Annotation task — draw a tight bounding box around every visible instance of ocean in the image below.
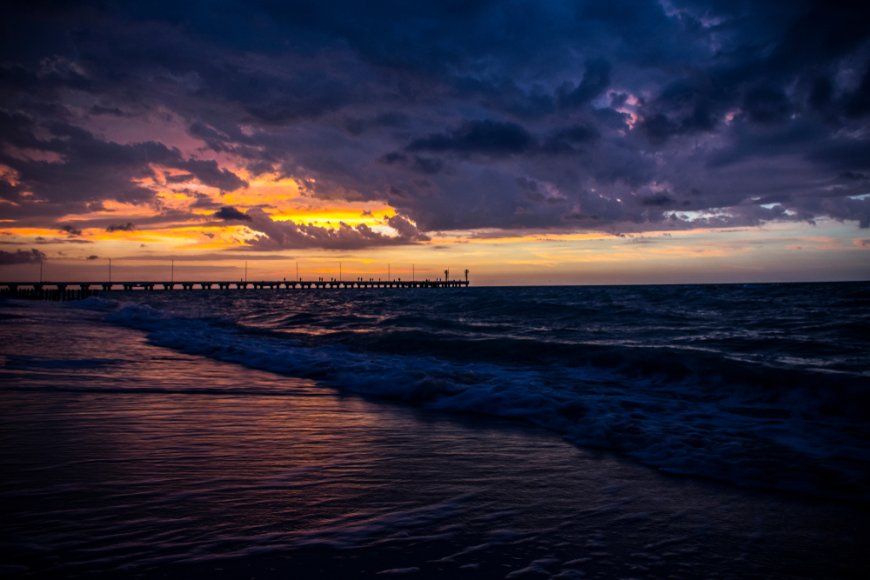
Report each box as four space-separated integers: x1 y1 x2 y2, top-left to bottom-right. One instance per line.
1 282 868 578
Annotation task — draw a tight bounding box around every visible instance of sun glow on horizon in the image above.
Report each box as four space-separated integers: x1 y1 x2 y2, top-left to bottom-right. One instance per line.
1 131 868 285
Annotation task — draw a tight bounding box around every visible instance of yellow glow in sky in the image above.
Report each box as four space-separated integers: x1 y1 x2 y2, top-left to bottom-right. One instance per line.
1 162 868 284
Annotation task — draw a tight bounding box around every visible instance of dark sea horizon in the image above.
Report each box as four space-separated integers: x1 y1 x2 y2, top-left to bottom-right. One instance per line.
1 281 868 578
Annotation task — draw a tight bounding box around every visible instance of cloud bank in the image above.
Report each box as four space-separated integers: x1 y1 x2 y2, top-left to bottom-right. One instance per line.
0 0 868 247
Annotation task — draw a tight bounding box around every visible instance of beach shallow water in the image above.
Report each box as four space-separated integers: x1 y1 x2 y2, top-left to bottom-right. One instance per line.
1 288 869 578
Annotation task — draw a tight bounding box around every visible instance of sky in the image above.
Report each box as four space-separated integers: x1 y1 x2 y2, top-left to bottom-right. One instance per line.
0 0 868 285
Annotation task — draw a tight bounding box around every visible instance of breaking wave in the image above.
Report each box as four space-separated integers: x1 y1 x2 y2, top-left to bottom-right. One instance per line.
84 283 870 501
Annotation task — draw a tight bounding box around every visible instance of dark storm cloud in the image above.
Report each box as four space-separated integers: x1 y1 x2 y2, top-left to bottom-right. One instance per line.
742 86 792 124
0 249 45 265
106 222 135 233
59 225 83 237
404 120 601 158
1 0 869 242
407 120 535 156
639 194 676 207
844 64 870 118
342 112 409 136
541 124 601 153
175 159 247 192
380 152 444 175
557 59 612 108
386 214 431 242
214 206 252 222
808 140 870 171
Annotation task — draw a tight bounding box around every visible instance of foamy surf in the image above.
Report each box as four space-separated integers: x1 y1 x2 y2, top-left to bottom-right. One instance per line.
78 284 870 501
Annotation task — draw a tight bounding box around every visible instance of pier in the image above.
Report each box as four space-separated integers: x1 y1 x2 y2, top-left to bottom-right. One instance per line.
0 278 470 300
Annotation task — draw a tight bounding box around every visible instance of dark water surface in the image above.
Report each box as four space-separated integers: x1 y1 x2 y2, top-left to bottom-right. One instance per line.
1 283 868 577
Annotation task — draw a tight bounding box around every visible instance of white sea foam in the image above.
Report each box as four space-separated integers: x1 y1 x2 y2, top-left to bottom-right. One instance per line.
94 298 870 500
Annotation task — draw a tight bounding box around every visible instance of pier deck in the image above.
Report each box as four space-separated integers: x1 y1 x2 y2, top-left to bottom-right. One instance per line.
0 279 470 298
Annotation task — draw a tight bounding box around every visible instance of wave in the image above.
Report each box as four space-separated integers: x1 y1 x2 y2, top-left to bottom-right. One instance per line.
90 300 870 501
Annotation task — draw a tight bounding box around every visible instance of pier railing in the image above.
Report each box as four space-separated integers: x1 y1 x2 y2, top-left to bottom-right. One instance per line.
0 279 470 299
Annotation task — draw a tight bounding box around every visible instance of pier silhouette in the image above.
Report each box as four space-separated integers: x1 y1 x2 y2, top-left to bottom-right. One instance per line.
0 275 470 299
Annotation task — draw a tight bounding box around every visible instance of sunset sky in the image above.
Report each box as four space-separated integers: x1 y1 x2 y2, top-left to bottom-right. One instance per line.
1 1 868 285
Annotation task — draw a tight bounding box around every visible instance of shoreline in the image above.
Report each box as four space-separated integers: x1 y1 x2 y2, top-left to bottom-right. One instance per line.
1 300 869 578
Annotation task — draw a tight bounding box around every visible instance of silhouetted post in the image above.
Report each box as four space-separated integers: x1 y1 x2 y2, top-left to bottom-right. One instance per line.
444 268 449 282
170 259 174 284
108 258 112 284
465 269 469 284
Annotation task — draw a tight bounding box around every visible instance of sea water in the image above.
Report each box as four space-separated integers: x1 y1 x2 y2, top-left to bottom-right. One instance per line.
1 283 868 577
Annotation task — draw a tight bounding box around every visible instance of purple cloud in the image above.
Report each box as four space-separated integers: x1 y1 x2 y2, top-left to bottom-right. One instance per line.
0 0 867 246
0 249 46 265
244 208 427 250
214 206 252 222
